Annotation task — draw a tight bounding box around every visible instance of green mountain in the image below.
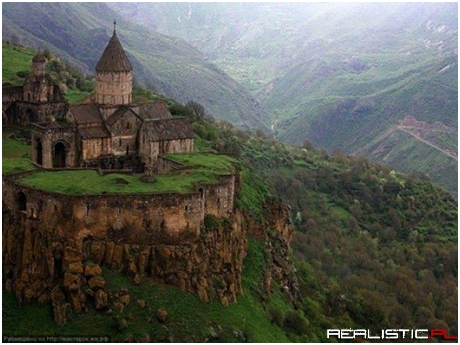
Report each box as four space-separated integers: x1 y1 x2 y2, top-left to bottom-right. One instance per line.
2 2 269 131
108 2 458 195
2 44 457 341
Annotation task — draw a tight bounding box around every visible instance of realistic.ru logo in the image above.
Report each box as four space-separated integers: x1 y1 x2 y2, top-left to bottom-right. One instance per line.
326 329 457 340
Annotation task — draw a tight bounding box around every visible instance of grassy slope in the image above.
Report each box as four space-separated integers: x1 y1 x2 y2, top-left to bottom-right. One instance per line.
356 128 458 196
1 42 35 86
18 170 220 196
2 131 35 174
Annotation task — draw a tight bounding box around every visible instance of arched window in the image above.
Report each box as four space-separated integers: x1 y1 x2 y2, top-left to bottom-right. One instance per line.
35 137 43 165
53 142 66 168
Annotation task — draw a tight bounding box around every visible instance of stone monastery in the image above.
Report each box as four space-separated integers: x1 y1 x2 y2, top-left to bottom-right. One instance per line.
3 24 194 172
2 24 296 314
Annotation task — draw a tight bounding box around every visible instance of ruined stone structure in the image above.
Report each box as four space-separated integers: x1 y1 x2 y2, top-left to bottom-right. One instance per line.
2 53 68 128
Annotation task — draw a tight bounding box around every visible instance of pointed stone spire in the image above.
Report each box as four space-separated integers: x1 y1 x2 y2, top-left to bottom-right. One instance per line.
95 23 133 107
95 23 132 73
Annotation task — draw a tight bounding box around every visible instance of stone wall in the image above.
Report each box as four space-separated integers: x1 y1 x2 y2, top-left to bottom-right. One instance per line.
203 175 237 219
139 137 194 168
5 101 68 129
2 86 23 103
81 137 112 161
32 124 77 168
2 170 248 316
156 156 185 173
2 170 238 243
96 71 132 106
107 112 142 157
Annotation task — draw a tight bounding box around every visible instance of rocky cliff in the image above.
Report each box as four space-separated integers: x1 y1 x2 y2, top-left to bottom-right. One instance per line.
3 183 297 324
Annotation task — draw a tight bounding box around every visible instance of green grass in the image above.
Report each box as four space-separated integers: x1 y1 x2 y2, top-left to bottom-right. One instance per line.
2 131 237 195
164 152 239 174
2 237 292 342
63 88 90 105
2 133 36 174
2 41 35 86
18 170 220 195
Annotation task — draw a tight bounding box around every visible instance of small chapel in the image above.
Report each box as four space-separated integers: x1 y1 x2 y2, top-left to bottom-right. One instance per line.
5 23 194 172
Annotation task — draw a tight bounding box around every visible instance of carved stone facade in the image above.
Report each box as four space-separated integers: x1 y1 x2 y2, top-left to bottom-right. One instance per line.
2 52 68 128
31 123 77 168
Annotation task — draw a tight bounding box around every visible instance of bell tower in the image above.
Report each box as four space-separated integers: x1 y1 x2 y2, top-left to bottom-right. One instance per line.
95 21 133 112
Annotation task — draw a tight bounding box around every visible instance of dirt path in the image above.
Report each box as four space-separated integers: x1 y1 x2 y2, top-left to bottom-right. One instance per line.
397 126 458 160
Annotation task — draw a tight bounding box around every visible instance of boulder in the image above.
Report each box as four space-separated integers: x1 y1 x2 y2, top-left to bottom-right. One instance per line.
95 290 108 310
156 309 168 323
84 263 102 277
88 276 105 290
63 272 80 287
119 293 131 306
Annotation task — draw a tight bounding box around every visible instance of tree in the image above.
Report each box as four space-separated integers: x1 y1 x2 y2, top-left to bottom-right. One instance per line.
185 100 206 122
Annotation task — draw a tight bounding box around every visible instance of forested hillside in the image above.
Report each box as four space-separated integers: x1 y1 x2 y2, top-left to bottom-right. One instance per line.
109 2 458 195
179 102 458 339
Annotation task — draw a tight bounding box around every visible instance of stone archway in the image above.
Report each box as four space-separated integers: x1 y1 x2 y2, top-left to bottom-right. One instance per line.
35 137 43 166
53 141 67 168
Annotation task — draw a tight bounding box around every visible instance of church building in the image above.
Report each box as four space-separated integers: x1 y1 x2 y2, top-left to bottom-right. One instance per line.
12 24 194 171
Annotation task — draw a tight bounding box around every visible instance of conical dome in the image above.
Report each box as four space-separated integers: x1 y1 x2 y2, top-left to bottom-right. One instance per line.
95 32 132 73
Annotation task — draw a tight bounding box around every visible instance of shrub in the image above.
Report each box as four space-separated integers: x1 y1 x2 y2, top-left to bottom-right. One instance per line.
267 305 284 327
16 71 29 78
204 215 220 230
283 311 309 335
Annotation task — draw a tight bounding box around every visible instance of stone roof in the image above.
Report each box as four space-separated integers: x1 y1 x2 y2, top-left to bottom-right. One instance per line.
106 105 138 126
137 101 173 121
68 104 103 124
78 126 111 139
95 32 132 73
142 118 193 141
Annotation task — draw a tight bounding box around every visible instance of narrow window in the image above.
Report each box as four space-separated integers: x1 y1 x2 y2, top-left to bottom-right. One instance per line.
18 192 27 211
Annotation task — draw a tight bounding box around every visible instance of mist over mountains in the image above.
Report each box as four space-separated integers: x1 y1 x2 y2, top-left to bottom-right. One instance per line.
2 2 458 194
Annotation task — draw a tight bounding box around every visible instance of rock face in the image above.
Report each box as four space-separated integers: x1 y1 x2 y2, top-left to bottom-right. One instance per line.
3 174 297 320
2 206 249 313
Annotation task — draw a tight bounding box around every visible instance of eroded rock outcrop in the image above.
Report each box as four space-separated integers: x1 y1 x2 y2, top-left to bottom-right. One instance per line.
2 179 297 321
